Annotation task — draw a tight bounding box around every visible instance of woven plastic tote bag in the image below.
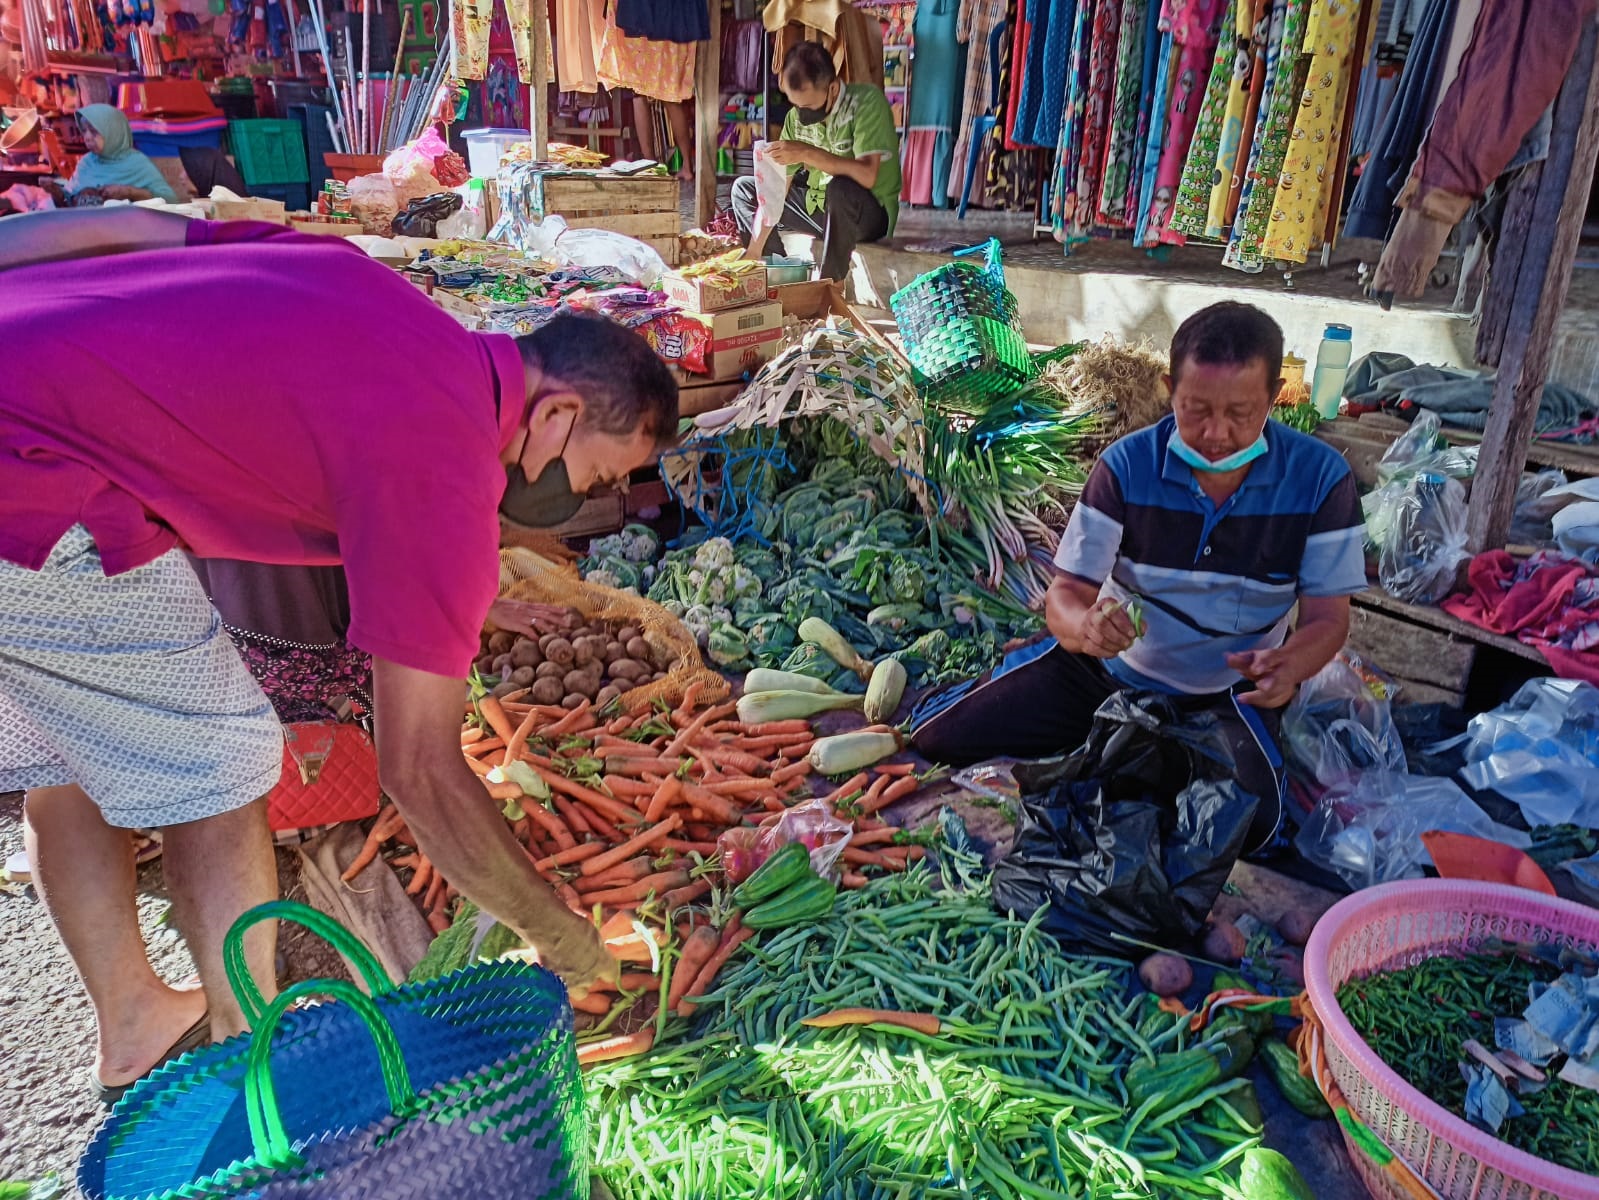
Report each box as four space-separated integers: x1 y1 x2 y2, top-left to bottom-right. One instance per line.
78 901 589 1200
889 238 1036 418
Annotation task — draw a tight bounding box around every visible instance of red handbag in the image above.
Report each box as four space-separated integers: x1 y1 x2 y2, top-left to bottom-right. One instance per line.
265 721 381 832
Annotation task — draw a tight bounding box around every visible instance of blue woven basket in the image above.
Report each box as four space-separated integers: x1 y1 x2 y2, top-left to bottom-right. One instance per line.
78 901 588 1200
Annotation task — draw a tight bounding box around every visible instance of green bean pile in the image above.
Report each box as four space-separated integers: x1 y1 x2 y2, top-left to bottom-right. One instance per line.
1337 952 1599 1175
585 867 1263 1198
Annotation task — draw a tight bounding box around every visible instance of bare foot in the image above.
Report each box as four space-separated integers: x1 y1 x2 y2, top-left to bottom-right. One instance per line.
94 982 209 1087
676 168 694 184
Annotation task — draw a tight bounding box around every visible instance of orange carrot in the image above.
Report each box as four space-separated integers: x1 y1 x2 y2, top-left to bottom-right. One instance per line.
463 737 507 759
734 733 813 752
463 754 496 778
423 868 446 912
677 919 755 1016
677 784 745 825
667 926 720 1013
500 705 545 767
855 776 890 812
584 856 657 889
842 847 903 868
577 1028 655 1065
822 773 870 805
673 681 704 722
484 780 525 802
601 775 657 799
525 802 577 851
661 838 721 855
579 814 683 877
425 907 450 934
340 838 383 883
702 747 770 775
643 775 682 825
698 777 771 797
543 701 594 737
660 877 713 910
525 760 646 828
580 869 690 906
840 871 870 889
534 841 607 872
770 759 813 785
664 702 735 758
737 719 812 736
801 1007 941 1035
571 990 612 1015
404 858 433 895
477 696 519 746
461 726 485 745
556 882 584 911
849 827 902 846
873 762 918 777
859 774 920 816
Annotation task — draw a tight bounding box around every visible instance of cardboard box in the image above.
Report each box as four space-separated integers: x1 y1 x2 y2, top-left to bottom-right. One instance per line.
660 265 769 313
674 300 785 382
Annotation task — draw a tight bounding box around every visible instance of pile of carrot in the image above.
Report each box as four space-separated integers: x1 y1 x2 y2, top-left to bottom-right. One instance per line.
344 680 932 1064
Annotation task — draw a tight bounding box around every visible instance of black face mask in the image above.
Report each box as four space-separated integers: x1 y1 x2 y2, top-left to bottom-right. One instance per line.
499 413 584 529
794 84 836 126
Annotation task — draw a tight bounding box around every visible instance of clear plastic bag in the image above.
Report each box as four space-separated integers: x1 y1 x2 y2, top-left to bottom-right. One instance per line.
950 760 1024 807
1449 678 1599 827
1509 469 1570 546
716 796 852 883
1363 412 1472 603
751 140 790 229
512 213 668 285
1295 770 1530 892
1281 653 1406 790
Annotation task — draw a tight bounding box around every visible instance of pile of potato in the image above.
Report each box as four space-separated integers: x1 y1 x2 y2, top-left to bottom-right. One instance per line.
477 620 671 708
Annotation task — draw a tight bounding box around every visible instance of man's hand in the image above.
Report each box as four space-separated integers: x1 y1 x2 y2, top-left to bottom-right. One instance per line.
505 913 621 999
1077 597 1138 658
485 597 569 640
763 140 811 168
1225 648 1297 708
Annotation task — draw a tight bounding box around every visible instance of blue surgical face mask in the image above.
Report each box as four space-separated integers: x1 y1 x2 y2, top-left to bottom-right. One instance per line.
1169 427 1269 474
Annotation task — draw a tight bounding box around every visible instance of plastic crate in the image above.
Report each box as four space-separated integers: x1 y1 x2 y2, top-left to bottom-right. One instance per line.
247 181 311 210
130 125 225 158
117 79 219 118
461 127 530 178
228 119 309 186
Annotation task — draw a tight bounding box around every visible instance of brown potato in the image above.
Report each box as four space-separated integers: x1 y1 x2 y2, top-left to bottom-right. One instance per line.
617 626 641 644
1277 910 1317 947
487 631 515 655
509 639 542 669
561 608 584 630
490 680 520 698
491 653 514 676
595 684 622 709
535 661 565 682
604 640 628 664
1137 953 1193 998
474 655 496 676
625 636 651 662
561 693 587 709
510 665 537 687
530 677 565 706
543 637 575 667
1202 920 1248 966
607 659 648 682
563 669 600 699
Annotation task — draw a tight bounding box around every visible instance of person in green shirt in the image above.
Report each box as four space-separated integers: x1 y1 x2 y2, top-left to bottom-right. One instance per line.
731 41 901 281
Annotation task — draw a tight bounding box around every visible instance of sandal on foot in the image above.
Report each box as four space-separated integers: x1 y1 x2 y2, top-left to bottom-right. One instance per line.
90 1014 211 1107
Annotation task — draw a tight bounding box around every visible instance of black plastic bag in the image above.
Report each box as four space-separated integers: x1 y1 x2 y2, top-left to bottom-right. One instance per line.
393 191 463 238
991 691 1260 955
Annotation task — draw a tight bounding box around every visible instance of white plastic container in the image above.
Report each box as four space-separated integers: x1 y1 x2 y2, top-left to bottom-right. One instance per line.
461 128 531 178
1310 323 1353 420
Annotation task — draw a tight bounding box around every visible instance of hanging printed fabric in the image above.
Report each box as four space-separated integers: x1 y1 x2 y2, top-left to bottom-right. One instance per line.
452 0 494 79
947 0 1007 204
1049 0 1096 240
983 0 1043 211
1096 0 1152 225
1138 0 1229 245
1013 0 1076 148
1066 0 1123 237
1131 27 1177 243
1166 0 1237 239
1259 0 1365 263
1213 0 1271 235
1122 0 1167 228
1224 0 1310 272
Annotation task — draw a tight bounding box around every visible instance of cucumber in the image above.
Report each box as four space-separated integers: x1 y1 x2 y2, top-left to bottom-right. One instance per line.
732 841 814 908
1238 1148 1315 1200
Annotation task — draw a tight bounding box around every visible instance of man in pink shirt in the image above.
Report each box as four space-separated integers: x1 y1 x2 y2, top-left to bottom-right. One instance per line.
0 207 677 1097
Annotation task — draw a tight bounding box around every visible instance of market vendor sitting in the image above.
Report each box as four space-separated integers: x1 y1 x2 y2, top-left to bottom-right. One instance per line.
731 41 901 283
66 105 181 204
911 302 1368 856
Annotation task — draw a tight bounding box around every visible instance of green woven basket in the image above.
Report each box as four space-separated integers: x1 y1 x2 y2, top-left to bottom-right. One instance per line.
890 239 1035 417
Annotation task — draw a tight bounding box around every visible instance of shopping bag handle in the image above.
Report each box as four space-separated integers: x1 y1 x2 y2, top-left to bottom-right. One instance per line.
952 236 1004 278
245 978 417 1167
224 899 397 1027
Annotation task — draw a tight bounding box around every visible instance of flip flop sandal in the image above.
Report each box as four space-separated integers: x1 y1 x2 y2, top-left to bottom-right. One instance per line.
89 1013 211 1107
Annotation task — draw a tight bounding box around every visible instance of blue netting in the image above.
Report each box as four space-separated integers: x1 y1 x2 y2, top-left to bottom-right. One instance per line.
658 427 790 545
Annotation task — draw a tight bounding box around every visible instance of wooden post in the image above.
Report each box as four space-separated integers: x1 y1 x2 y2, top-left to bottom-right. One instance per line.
1464 16 1599 554
530 0 549 155
694 0 722 229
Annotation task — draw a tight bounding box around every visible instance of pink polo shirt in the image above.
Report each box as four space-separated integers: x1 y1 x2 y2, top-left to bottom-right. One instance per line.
0 220 527 677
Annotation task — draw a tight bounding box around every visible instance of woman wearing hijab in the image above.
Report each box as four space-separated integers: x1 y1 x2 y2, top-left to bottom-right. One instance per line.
68 105 181 204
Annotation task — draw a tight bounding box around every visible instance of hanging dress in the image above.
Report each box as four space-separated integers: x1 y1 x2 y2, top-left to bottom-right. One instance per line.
1260 0 1367 263
555 0 606 93
1003 3 1033 148
1167 0 1237 239
1068 0 1123 236
947 0 1008 201
1213 0 1271 234
1013 0 1075 147
1049 0 1095 238
902 0 964 206
983 0 1043 209
1131 25 1178 242
597 1 695 101
1096 0 1151 224
1223 0 1309 271
1136 0 1228 244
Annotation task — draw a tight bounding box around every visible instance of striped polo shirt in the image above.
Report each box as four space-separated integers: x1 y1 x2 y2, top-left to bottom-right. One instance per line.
1055 414 1367 695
